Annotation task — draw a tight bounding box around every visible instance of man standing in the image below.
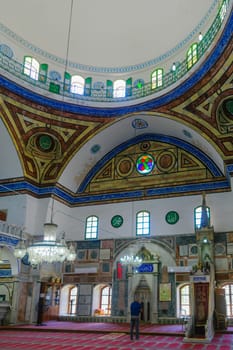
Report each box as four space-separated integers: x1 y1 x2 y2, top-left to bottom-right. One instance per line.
130 296 142 340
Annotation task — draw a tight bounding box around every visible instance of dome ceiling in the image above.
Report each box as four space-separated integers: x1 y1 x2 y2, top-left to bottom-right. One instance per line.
0 0 215 68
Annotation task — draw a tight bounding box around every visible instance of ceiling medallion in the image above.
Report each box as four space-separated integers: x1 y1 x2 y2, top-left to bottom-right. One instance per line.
132 119 148 129
37 134 54 152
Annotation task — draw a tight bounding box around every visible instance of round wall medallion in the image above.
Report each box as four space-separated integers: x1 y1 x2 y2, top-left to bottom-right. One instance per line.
165 211 179 225
156 151 176 172
190 245 198 255
116 157 134 177
111 215 123 228
140 141 151 152
91 144 101 154
214 243 226 255
37 134 54 151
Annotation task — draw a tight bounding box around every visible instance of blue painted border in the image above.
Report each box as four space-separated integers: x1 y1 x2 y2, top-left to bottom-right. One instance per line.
0 141 230 205
0 179 230 205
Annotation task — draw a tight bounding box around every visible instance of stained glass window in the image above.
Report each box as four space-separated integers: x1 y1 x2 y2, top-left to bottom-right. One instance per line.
187 43 198 70
152 68 163 89
136 154 154 175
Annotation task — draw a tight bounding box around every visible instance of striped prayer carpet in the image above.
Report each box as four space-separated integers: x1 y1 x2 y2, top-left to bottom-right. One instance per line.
0 330 232 349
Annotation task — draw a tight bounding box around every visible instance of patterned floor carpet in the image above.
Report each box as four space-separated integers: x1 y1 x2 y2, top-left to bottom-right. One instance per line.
4 321 185 335
1 321 233 349
0 330 232 350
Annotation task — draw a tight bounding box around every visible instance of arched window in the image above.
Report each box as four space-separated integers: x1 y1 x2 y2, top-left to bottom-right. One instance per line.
136 211 150 236
23 56 39 80
223 283 233 317
186 43 198 70
151 68 163 89
100 285 112 315
68 286 78 314
113 80 126 98
85 215 98 239
179 284 191 317
194 206 210 230
70 75 85 95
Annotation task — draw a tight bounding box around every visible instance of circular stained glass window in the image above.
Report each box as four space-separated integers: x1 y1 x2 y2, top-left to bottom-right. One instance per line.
136 154 154 174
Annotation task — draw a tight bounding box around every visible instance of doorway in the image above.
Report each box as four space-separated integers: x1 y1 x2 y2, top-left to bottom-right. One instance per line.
135 279 151 322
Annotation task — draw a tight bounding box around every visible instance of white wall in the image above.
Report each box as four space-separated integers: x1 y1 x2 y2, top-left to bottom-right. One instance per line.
0 179 232 241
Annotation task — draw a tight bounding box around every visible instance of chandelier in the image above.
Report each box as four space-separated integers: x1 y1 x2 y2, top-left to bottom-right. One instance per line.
14 223 76 265
120 255 142 267
14 230 27 259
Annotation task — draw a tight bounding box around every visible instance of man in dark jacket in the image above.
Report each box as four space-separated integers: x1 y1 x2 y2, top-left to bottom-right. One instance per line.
130 296 142 340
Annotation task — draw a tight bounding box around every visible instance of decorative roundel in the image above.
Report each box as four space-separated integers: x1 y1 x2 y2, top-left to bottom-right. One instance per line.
214 243 226 255
132 119 148 129
0 44 13 58
156 151 176 172
136 154 154 174
165 211 179 225
140 141 151 152
49 70 62 81
111 215 124 228
116 157 134 177
134 79 144 89
37 134 54 152
190 245 198 255
91 144 101 154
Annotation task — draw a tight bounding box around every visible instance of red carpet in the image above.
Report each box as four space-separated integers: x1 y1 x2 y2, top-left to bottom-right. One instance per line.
0 330 232 349
0 321 186 335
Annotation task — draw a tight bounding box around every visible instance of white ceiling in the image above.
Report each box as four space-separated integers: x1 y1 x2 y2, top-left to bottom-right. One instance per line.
0 0 215 68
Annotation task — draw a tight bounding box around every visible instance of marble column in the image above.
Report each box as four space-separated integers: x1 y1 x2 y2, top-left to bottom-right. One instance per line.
151 257 160 324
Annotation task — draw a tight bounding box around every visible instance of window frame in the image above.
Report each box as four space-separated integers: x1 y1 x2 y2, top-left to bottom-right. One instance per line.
70 75 85 95
85 215 98 240
194 205 210 230
136 210 150 236
113 80 126 98
186 43 198 70
23 56 39 80
178 283 191 318
68 286 78 315
100 285 112 315
223 283 233 317
151 68 163 89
